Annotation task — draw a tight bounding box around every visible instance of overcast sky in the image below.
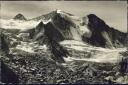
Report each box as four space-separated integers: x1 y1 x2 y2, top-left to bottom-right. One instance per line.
0 1 127 32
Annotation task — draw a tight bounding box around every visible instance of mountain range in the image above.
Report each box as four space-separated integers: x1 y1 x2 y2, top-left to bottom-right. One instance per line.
0 9 128 84
14 10 127 48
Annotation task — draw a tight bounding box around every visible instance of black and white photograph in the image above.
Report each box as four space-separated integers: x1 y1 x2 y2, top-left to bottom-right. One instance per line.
0 0 128 84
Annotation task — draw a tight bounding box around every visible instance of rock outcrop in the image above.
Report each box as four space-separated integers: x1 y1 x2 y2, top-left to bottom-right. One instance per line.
0 32 9 54
120 51 128 73
46 38 69 63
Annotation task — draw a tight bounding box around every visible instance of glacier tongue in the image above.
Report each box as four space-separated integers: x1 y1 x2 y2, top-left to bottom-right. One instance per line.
60 40 127 63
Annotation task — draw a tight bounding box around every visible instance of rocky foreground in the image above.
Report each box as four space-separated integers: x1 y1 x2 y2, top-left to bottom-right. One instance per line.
0 30 128 84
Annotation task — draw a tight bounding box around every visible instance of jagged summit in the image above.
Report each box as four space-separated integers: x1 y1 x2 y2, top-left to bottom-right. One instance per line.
56 9 63 14
30 9 75 21
13 13 27 20
30 10 57 21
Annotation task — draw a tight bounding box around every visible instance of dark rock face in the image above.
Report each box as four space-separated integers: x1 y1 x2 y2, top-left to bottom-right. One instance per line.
120 51 128 73
46 38 69 63
51 13 78 40
33 21 64 42
35 22 44 36
31 21 70 63
82 14 127 48
120 57 128 73
33 25 69 63
44 22 65 42
1 60 19 83
0 32 9 54
32 21 45 40
124 34 128 47
13 13 27 20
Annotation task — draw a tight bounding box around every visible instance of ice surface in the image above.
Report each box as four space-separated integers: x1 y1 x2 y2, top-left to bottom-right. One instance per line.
60 40 127 63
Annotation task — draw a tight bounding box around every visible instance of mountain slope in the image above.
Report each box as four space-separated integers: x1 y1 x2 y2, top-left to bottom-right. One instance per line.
31 10 82 42
81 14 127 48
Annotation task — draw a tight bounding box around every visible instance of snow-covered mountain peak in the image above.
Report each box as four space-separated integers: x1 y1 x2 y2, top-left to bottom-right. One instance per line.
56 9 63 14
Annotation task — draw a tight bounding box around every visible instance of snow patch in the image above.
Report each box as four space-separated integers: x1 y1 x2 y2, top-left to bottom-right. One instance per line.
15 41 48 53
60 40 86 46
16 42 35 53
63 56 74 62
70 16 80 21
57 9 63 14
56 9 80 21
79 25 92 37
43 19 52 24
16 45 34 53
70 26 82 41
